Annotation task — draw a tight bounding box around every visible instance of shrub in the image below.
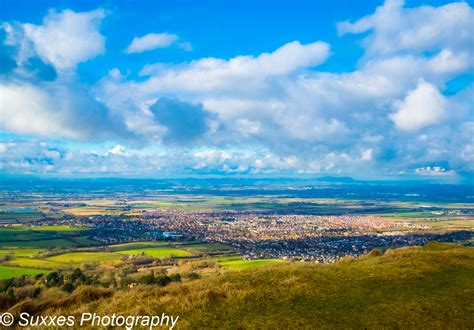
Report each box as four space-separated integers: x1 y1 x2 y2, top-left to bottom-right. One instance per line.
62 283 75 293
185 272 201 280
367 248 383 257
13 286 39 300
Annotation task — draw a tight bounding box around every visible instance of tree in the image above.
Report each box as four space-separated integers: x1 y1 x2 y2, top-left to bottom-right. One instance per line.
62 283 75 293
46 272 63 287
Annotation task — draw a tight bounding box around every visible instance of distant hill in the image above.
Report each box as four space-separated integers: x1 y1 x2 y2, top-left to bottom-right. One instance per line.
10 243 473 329
313 176 357 183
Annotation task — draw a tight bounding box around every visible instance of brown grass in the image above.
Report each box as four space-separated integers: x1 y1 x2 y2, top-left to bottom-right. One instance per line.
7 243 474 329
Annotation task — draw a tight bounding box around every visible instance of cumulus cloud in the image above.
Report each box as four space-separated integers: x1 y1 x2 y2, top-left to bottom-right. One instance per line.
390 80 447 132
0 141 64 173
0 82 66 138
337 0 474 59
4 9 107 71
360 148 373 161
95 0 473 175
1 1 473 178
149 98 216 144
133 40 330 92
97 40 332 147
0 80 129 140
106 145 129 156
0 141 295 176
0 9 135 142
125 32 190 53
415 166 457 176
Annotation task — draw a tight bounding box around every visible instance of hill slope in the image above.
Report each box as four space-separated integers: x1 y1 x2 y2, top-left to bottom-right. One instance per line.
11 243 474 329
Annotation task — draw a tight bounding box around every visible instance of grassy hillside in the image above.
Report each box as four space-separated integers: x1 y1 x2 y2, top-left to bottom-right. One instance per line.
9 243 474 329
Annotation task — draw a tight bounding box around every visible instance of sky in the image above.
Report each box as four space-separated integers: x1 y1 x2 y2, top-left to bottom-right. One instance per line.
0 0 473 180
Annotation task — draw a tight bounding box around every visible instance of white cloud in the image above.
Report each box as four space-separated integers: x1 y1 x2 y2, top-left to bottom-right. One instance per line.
0 82 78 138
1 1 473 177
429 49 471 74
0 9 136 142
21 9 106 71
0 81 128 140
96 6 473 173
337 0 474 59
415 166 456 176
235 119 261 136
390 80 447 132
97 39 333 148
361 148 373 161
132 40 330 93
125 33 190 53
107 145 129 156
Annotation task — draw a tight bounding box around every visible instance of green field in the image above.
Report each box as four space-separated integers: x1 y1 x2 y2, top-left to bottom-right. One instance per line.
0 249 44 257
117 247 193 258
0 266 47 279
0 241 226 276
0 228 55 242
69 235 97 246
45 252 123 265
214 255 243 262
108 242 170 251
0 212 44 223
5 258 65 269
183 243 233 252
29 225 88 232
1 239 77 248
219 259 283 270
0 226 91 248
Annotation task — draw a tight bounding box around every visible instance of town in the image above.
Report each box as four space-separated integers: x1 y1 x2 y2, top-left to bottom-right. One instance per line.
42 208 472 263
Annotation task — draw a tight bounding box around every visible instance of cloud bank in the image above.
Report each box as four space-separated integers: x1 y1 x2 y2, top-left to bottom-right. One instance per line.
0 1 473 178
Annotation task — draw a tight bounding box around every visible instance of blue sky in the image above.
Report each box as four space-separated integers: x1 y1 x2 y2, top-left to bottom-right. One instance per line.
0 0 473 179
1 0 378 79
